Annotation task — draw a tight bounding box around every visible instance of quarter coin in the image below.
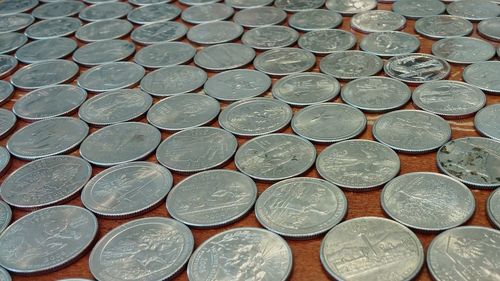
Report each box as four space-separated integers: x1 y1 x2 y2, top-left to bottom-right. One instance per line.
140 65 207 97
0 13 34 34
194 43 255 71
75 19 133 42
233 6 287 28
129 0 173 5
73 39 135 66
0 109 15 139
392 0 446 19
242 25 299 50
254 48 316 76
135 42 195 68
203 69 271 101
225 0 274 9
11 59 79 90
478 17 500 41
415 15 473 39
32 1 86 19
320 51 383 79
446 0 500 21
0 200 11 234
274 0 325 12
79 2 132 21
462 61 500 93
384 53 451 83
351 10 406 33
180 0 221 5
474 104 500 141
131 21 188 45
0 146 10 176
0 81 13 105
25 17 81 40
360 31 420 57
288 9 343 31
187 21 243 45
127 3 180 24
487 188 500 228
0 0 38 16
325 0 377 15
78 62 145 92
15 37 77 64
432 37 496 64
181 3 234 24
298 29 356 54
0 32 27 54
0 55 17 78
0 266 10 281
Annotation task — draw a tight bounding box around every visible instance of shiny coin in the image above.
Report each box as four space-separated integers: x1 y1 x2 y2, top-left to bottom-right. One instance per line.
341 77 411 112
427 226 500 281
242 25 299 50
233 6 287 28
351 10 406 33
462 61 500 93
381 172 475 231
90 217 193 281
131 21 188 45
80 122 160 167
82 162 172 218
392 0 446 19
219 97 292 136
79 2 132 21
156 127 237 173
488 188 500 228
320 51 383 80
187 21 243 45
325 0 377 15
78 89 152 126
25 17 81 40
194 43 255 71
78 62 145 92
0 81 13 105
204 69 271 101
188 227 292 281
13 85 87 121
415 15 473 39
0 200 11 234
235 133 316 181
32 1 86 19
0 264 10 281
320 217 424 281
0 13 34 33
475 104 500 141
373 110 451 154
447 0 500 21
0 156 92 209
254 48 316 76
180 0 221 5
11 60 79 90
384 53 451 83
7 117 88 160
288 9 343 31
84 0 119 3
0 32 27 54
73 40 135 66
15 37 77 64
478 17 500 41
0 146 10 176
166 169 257 228
140 65 207 97
129 0 173 5
0 0 38 16
0 205 97 274
135 42 195 68
432 37 495 64
256 177 347 239
0 109 15 139
181 3 234 24
128 4 180 25
0 55 17 78
147 93 220 131
76 19 133 42
360 31 420 57
274 0 325 12
298 29 356 54
225 0 273 9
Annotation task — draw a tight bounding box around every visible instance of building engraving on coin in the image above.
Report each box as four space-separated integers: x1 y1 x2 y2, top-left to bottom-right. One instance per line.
384 53 450 83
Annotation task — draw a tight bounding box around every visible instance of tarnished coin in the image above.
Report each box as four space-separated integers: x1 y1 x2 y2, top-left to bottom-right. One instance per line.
129 0 173 5
415 15 473 39
351 10 406 33
478 17 500 41
0 55 17 78
320 51 383 80
0 205 98 274
194 43 255 71
131 21 188 45
219 97 292 136
140 65 207 96
187 21 243 45
392 0 446 18
13 85 87 121
475 104 500 141
225 0 274 9
11 60 79 90
0 200 11 234
166 169 257 227
427 226 500 281
288 9 343 31
0 81 13 105
298 29 356 54
15 37 77 64
78 62 145 92
0 0 38 16
73 40 135 66
275 0 325 12
180 0 221 5
188 227 292 281
320 217 424 281
325 0 377 15
32 1 86 19
0 146 10 175
254 48 316 76
235 133 316 181
242 25 299 50
82 162 172 218
0 156 92 209
0 109 15 139
384 53 451 83
463 61 500 94
256 177 347 239
25 17 81 40
76 19 133 42
488 188 500 228
79 2 132 21
127 3 180 24
373 110 451 154
432 37 495 64
204 69 271 101
233 6 287 28
80 122 161 167
273 72 340 106
0 13 34 34
360 31 420 57
181 3 234 24
447 0 500 21
135 42 195 68
0 32 27 54
147 93 220 131
90 217 193 281
78 89 152 126
156 127 237 173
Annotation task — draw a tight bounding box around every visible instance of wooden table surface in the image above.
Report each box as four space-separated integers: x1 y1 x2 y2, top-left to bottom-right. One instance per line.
2 1 499 281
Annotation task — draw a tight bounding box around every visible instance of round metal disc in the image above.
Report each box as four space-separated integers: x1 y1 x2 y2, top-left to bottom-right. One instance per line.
0 55 17 78
204 69 271 101
15 37 77 64
254 47 316 76
462 61 500 94
384 53 451 83
320 50 383 80
415 15 473 39
130 21 188 45
134 42 195 68
194 43 255 71
73 39 135 66
75 19 133 42
11 59 79 90
140 65 207 97
474 104 500 141
79 2 132 22
25 17 81 40
77 62 145 92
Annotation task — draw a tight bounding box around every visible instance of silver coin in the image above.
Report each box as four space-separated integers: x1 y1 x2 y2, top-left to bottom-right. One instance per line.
219 97 292 136
131 21 188 45
475 104 500 141
129 0 172 5
13 84 87 121
462 61 500 94
11 59 78 90
181 3 234 24
447 0 500 21
140 65 207 96
233 6 287 28
0 200 11 234
127 3 181 24
79 2 132 21
373 109 451 154
0 266 10 281
80 122 161 167
256 177 347 239
298 29 356 54
0 13 34 34
32 1 86 19
73 39 135 66
392 0 446 19
427 226 500 281
15 37 77 64
0 109 15 139
360 31 420 57
194 43 255 71
242 25 299 50
203 69 271 101
90 217 193 281
0 55 17 78
25 17 81 40
320 50 383 80
478 17 500 41
135 42 195 68
0 146 10 176
0 205 98 274
292 103 366 143
187 21 243 45
147 93 220 131
58 279 91 281
351 10 406 33
0 32 27 54
288 9 343 31
325 0 377 15
166 169 257 227
320 217 424 281
187 227 292 281
235 133 316 181
82 161 172 218
0 156 92 209
84 0 118 3
156 127 237 173
0 81 13 105
0 0 38 16
180 0 221 5
254 47 316 76
415 15 473 39
78 62 145 92
488 188 500 228
274 0 325 12
432 37 496 64
225 0 273 9
384 53 451 83
75 19 133 42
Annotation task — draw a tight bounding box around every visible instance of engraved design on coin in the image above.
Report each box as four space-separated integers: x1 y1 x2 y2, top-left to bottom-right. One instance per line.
384 53 450 83
474 104 500 141
254 47 316 76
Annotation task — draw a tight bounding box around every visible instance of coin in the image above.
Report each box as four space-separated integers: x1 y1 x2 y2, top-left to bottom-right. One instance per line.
298 29 356 54
73 39 135 66
488 188 500 228
0 81 13 105
0 0 38 16
129 0 172 4
84 0 118 3
478 17 500 41
89 217 193 281
432 37 496 64
218 97 293 136
76 19 133 42
437 137 500 188
427 226 500 281
82 161 173 218
132 21 187 45
415 15 473 39
447 0 500 21
320 217 424 281
187 227 292 281
0 13 34 34
462 61 500 94
79 2 132 21
274 0 325 12
325 0 377 15
32 1 86 19
147 93 220 131
341 77 411 112
166 169 257 227
80 122 161 167
204 69 271 101
384 53 451 83
0 200 11 234
0 32 27 54
181 3 234 24
254 48 316 76
0 156 92 209
140 65 207 96
320 51 383 80
78 62 145 92
288 9 343 31
194 43 255 71
0 109 15 139
135 42 195 69
0 266 10 281
0 205 98 274
11 59 79 90
13 84 87 121
392 0 446 19
180 0 221 5
242 25 299 50
127 3 180 24
360 31 420 57
187 21 243 45
351 10 406 33
0 146 10 176
25 17 81 40
156 127 238 173
233 6 287 28
0 55 17 78
475 104 500 141
225 0 274 9
15 37 77 64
